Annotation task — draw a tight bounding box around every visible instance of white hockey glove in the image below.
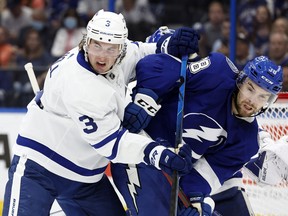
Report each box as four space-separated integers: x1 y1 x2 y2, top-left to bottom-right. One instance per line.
258 128 274 149
244 135 288 186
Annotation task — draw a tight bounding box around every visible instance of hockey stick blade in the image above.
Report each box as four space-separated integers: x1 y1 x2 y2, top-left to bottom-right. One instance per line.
169 55 188 216
24 62 40 94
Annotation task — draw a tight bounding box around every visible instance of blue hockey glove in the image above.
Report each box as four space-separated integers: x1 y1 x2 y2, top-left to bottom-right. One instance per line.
188 192 215 216
143 141 192 176
123 102 152 133
156 27 200 58
178 206 199 216
123 88 161 133
178 143 198 164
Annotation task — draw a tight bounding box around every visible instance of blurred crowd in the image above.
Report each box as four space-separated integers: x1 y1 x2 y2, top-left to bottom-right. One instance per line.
0 0 287 107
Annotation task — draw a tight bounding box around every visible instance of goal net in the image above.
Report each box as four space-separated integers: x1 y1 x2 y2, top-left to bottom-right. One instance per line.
243 93 288 216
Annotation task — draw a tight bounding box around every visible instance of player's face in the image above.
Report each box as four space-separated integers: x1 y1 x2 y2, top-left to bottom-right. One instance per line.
87 40 121 74
234 78 272 117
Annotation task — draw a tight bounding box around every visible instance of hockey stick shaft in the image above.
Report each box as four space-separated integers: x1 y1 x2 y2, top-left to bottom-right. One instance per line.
24 62 40 94
163 171 190 208
169 55 188 216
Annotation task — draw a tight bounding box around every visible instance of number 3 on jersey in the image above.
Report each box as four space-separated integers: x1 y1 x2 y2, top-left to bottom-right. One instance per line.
79 115 98 134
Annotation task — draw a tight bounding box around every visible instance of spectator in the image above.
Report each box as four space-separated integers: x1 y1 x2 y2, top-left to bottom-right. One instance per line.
116 0 157 41
0 26 16 68
251 4 273 56
0 69 14 107
271 16 288 36
191 22 207 57
48 0 78 22
237 0 267 35
202 1 226 54
235 32 255 70
0 0 33 43
17 8 54 51
212 18 230 56
22 0 46 9
267 31 288 66
50 8 85 59
77 0 109 22
14 28 53 107
273 0 288 19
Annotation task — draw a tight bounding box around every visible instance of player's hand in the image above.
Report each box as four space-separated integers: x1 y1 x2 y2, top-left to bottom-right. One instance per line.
178 206 199 216
143 141 193 176
188 192 215 216
145 26 175 43
156 27 200 58
258 128 274 148
123 102 152 133
123 88 161 133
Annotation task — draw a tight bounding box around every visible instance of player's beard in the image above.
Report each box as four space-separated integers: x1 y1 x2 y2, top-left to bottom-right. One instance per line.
234 97 258 117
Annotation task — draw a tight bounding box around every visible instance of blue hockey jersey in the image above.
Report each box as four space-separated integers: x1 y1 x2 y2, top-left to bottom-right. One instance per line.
135 52 260 195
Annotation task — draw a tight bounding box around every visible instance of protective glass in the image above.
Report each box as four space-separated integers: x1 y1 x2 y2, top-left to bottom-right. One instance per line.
237 78 277 108
87 43 120 58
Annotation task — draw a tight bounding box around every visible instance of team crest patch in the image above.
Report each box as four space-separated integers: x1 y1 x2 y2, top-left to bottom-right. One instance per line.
226 57 239 74
182 113 227 147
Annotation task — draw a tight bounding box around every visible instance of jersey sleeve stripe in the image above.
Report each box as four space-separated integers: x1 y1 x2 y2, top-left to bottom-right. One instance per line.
91 129 119 148
106 127 127 160
16 135 107 176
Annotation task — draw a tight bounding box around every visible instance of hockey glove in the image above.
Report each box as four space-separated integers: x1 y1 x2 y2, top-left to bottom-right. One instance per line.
178 143 198 164
244 136 288 186
123 88 161 133
156 27 200 58
143 141 193 176
145 26 175 43
188 192 215 216
178 206 199 216
258 128 274 148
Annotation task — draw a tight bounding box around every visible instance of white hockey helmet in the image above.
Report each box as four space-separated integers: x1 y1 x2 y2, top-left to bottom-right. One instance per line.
86 9 128 45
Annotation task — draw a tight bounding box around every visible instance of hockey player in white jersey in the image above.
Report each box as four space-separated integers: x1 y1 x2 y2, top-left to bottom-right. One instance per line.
2 10 196 216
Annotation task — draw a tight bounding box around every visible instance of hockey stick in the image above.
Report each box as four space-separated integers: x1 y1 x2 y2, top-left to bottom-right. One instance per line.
24 62 40 94
169 55 188 216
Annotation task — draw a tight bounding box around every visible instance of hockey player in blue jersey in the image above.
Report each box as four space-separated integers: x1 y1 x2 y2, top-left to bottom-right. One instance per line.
2 10 198 216
111 30 283 215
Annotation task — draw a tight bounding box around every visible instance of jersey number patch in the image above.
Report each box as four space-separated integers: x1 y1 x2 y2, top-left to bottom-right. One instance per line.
79 115 98 134
189 57 211 74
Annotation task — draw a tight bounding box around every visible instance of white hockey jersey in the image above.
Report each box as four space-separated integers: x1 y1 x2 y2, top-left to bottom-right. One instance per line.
13 41 156 183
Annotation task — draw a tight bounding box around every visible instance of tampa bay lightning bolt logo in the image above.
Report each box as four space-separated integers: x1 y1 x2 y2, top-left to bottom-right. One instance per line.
182 113 227 146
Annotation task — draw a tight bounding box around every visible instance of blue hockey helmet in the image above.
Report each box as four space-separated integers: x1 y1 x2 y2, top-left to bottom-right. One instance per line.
145 26 175 43
240 56 283 95
236 56 283 110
